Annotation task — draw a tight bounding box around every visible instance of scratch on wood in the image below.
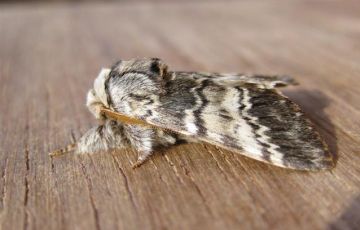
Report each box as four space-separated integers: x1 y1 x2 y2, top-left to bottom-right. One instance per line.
48 153 66 229
213 145 254 182
23 147 30 230
164 154 185 185
213 146 235 166
0 157 8 228
111 154 138 214
89 157 113 198
0 157 8 210
229 151 255 171
79 160 101 230
45 86 56 174
50 157 55 174
23 102 31 230
214 146 249 172
202 144 231 184
148 159 167 184
48 158 66 229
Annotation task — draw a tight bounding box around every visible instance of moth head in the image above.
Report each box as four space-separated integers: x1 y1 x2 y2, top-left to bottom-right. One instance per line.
86 58 168 120
86 68 111 120
111 58 168 79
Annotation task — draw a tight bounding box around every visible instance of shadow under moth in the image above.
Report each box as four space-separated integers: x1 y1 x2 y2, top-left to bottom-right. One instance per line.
50 58 335 170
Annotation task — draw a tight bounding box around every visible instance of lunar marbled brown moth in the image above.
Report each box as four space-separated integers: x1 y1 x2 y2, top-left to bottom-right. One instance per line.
49 58 335 170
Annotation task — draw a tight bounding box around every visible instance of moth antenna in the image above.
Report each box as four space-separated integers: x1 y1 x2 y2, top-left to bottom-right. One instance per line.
49 143 76 157
100 108 150 126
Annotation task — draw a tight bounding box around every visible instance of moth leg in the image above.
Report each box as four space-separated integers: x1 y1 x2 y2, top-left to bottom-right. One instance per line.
49 143 76 157
131 150 154 169
49 120 128 156
123 125 156 168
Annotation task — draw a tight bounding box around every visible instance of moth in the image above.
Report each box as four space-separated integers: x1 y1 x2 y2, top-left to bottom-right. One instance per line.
50 58 335 170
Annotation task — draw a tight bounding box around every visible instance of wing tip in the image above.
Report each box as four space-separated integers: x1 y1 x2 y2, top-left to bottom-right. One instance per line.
276 75 299 87
284 152 337 172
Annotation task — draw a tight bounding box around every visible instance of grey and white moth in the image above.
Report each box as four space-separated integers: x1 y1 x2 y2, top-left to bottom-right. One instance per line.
50 58 335 170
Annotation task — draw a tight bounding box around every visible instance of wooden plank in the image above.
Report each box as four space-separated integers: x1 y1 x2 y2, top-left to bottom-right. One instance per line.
0 1 359 229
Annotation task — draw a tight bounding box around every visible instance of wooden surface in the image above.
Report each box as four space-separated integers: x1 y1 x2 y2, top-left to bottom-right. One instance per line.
1 0 360 229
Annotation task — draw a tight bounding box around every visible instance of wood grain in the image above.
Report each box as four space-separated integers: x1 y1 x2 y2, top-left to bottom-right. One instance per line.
0 0 360 229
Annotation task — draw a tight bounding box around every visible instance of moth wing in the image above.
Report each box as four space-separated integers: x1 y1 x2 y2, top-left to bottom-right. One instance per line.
176 72 297 88
142 77 334 171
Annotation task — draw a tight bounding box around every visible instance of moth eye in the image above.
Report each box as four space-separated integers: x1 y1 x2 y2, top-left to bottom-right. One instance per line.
150 61 161 75
149 58 167 77
109 70 118 78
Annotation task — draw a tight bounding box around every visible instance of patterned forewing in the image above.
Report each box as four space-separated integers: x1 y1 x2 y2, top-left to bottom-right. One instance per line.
150 74 334 170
